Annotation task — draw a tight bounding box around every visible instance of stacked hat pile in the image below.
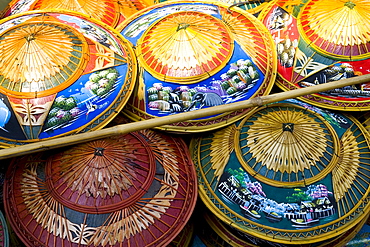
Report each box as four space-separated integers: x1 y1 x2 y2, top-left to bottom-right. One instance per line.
0 0 369 246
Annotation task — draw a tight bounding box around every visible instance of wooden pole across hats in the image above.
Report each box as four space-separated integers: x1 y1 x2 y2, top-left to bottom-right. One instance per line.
118 0 278 133
0 10 138 147
0 73 369 160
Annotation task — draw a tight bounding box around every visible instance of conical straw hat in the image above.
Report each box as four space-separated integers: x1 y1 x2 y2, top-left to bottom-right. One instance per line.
4 129 197 246
259 0 370 111
0 10 137 147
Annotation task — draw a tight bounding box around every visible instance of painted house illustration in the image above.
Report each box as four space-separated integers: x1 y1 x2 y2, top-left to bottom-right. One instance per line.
218 173 335 227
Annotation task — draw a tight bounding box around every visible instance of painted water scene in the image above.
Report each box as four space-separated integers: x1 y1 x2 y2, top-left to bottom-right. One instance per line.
146 59 261 114
217 167 337 229
118 1 276 130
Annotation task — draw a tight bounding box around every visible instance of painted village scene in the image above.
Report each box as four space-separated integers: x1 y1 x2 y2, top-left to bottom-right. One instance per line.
145 58 261 114
119 2 275 121
0 0 369 247
217 167 336 229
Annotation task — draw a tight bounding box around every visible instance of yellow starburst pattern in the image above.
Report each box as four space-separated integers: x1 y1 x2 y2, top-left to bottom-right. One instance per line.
217 0 268 13
219 5 276 76
209 124 237 182
332 128 360 202
220 7 260 70
0 22 87 98
33 0 120 26
298 0 370 57
244 109 326 173
236 105 339 186
137 11 234 83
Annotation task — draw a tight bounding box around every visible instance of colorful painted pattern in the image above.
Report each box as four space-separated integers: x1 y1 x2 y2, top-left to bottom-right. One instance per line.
0 10 137 147
191 99 370 244
118 0 277 132
1 0 154 27
259 0 370 110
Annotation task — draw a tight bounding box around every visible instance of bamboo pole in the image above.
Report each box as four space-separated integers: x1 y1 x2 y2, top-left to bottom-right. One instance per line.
0 74 369 160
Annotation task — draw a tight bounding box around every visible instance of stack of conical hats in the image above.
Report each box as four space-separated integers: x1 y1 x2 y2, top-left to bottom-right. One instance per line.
0 0 369 246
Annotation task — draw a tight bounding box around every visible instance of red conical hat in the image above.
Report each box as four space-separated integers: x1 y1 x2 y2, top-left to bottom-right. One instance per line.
4 129 197 246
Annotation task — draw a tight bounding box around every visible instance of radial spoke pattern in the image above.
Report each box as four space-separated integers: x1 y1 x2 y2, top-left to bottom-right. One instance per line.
333 123 370 217
0 22 86 94
191 102 370 245
33 0 120 26
45 134 154 213
238 105 336 183
0 10 138 146
137 11 233 82
4 130 197 247
299 0 370 56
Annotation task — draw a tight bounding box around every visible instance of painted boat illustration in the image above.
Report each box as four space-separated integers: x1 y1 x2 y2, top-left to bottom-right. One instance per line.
263 210 283 222
240 205 261 219
291 217 320 228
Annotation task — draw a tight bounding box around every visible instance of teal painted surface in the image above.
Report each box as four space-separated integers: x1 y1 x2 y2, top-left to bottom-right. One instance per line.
0 210 9 247
192 99 370 244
